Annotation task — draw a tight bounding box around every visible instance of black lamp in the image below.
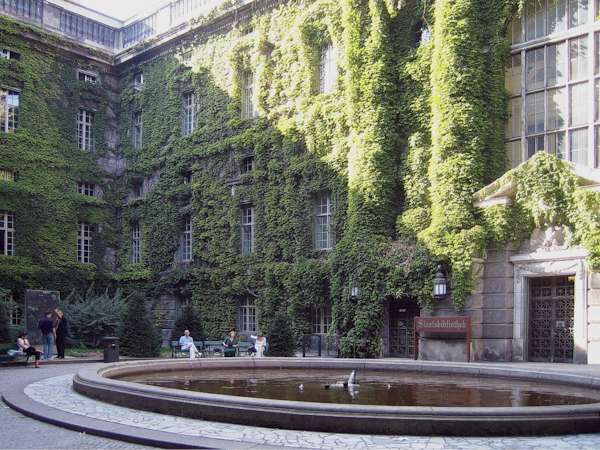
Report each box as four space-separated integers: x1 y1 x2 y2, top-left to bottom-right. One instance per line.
433 264 448 297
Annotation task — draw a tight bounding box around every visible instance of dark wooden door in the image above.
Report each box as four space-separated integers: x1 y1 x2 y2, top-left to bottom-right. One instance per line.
389 302 418 358
528 276 574 363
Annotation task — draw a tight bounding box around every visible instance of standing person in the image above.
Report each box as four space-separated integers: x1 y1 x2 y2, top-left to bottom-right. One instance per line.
16 332 42 368
179 329 201 359
223 328 238 357
38 311 55 360
54 308 69 359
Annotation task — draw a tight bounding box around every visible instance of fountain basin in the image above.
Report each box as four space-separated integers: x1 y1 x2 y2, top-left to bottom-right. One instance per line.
73 358 600 436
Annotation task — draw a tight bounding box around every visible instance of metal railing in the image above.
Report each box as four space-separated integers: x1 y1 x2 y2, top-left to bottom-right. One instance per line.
302 334 339 358
59 9 116 48
0 0 42 22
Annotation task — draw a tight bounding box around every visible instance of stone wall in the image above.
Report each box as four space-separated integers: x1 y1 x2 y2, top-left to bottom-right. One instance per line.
587 272 600 363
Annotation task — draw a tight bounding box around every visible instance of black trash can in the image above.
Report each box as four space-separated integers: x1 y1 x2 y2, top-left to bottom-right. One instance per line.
102 336 119 363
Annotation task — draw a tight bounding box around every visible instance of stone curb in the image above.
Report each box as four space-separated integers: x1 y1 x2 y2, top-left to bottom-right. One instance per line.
1 373 286 450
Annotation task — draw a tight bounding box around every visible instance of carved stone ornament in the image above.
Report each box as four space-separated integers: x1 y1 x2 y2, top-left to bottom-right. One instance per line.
527 225 572 252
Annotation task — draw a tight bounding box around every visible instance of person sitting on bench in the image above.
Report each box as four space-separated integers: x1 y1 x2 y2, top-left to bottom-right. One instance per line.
179 329 201 359
248 333 267 357
16 332 42 368
223 328 239 357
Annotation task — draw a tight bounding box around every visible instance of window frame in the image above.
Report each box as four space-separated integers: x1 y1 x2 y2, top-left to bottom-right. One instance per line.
0 211 15 256
240 204 255 255
0 88 20 133
77 221 93 264
131 221 141 264
240 70 257 119
313 192 333 251
77 108 95 151
182 91 196 136
132 110 143 149
77 69 98 83
311 305 332 335
238 297 257 333
76 182 97 197
318 43 338 94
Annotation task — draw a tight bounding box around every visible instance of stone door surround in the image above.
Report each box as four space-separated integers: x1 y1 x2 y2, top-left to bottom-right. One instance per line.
511 248 588 364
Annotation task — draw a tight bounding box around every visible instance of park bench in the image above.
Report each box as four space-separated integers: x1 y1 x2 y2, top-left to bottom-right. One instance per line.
0 348 29 364
202 340 223 357
170 340 203 358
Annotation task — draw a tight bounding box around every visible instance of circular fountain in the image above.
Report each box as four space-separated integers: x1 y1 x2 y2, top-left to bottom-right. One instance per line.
73 358 600 436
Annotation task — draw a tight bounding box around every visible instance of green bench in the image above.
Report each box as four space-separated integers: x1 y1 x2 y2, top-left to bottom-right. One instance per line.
170 340 203 358
170 339 256 358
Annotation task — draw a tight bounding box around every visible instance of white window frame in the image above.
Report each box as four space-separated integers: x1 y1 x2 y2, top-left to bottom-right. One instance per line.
131 222 141 264
133 111 142 148
182 92 195 136
134 72 144 90
77 221 93 263
319 44 338 94
241 71 257 119
77 108 95 151
76 182 96 196
0 49 20 60
0 88 20 133
0 211 15 256
0 169 15 182
241 205 255 255
314 192 333 251
77 70 98 83
9 303 23 326
311 305 332 334
177 217 192 263
240 155 254 175
238 297 257 333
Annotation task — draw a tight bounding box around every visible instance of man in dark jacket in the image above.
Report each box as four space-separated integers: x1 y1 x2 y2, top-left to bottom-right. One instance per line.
38 311 54 360
54 308 69 359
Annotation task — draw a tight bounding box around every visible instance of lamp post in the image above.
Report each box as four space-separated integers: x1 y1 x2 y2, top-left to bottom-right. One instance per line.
433 264 448 298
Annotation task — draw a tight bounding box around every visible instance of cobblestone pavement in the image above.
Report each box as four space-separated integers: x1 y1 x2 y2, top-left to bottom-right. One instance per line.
0 365 151 449
21 370 600 450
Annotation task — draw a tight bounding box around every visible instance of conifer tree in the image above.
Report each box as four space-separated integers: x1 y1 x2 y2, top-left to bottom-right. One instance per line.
119 292 162 357
170 303 204 341
266 310 295 357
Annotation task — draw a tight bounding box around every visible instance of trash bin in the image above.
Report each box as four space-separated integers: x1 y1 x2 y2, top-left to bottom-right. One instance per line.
102 336 119 363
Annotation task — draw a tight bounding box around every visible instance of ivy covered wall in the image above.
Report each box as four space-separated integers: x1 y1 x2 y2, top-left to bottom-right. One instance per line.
0 15 119 296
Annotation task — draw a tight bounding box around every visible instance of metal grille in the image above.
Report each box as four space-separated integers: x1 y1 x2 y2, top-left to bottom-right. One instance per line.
389 302 418 358
529 276 574 363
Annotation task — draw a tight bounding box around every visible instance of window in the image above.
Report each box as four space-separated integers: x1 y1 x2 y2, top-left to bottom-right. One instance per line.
183 172 193 184
77 222 93 263
238 297 257 333
314 192 333 251
311 306 332 334
526 48 544 91
0 169 15 182
131 181 143 200
519 0 589 43
77 70 97 83
506 97 522 139
76 182 96 196
0 211 15 256
241 71 257 119
319 44 338 94
570 82 589 125
547 42 566 86
569 0 588 28
77 109 94 151
505 54 522 95
9 304 23 326
241 205 254 255
0 89 19 133
134 72 144 89
131 222 141 264
526 91 544 134
240 155 254 175
133 111 142 148
570 127 589 163
177 217 192 262
547 0 567 35
525 0 546 41
569 35 588 81
182 92 195 136
0 49 20 60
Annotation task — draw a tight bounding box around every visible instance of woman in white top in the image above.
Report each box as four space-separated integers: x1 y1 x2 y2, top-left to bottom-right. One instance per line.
178 329 201 359
249 333 267 357
16 332 42 368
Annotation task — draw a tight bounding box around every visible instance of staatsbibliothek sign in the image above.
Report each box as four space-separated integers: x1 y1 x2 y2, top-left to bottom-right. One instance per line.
413 316 471 362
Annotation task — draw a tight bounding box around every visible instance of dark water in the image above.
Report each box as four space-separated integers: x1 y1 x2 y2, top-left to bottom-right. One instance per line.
118 369 600 407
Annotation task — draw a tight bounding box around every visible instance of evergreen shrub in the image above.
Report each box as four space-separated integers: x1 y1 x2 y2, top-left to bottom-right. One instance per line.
265 310 295 357
119 292 162 357
61 287 127 347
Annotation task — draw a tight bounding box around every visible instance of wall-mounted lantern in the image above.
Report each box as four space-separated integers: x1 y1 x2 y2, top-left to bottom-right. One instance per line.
350 285 361 300
433 264 448 298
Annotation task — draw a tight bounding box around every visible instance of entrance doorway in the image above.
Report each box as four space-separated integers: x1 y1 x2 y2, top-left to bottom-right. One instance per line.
528 276 575 363
388 300 419 358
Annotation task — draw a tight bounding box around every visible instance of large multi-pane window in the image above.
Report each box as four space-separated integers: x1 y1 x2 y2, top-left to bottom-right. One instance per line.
131 222 141 264
177 217 192 262
0 169 15 182
0 49 20 60
182 92 195 136
241 204 254 255
77 70 97 83
0 211 15 256
10 304 23 326
240 155 254 175
319 44 338 94
311 306 332 334
77 109 94 151
505 0 600 167
133 111 142 148
238 297 257 333
77 221 93 263
76 182 96 197
314 192 333 251
241 71 257 119
0 89 19 133
513 1 590 45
